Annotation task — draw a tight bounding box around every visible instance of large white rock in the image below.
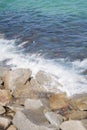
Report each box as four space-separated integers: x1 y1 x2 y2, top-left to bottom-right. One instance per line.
60 120 86 130
13 111 57 130
5 68 32 92
44 111 63 128
24 99 43 109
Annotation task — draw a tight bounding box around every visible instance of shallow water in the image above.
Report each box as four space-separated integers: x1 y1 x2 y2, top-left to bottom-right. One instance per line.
0 0 87 96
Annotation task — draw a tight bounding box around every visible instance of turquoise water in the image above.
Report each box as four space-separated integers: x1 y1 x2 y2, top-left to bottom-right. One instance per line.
0 0 87 96
0 0 87 16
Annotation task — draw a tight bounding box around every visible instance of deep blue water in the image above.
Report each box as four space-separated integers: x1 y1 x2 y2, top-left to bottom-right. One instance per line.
0 0 87 96
0 0 87 60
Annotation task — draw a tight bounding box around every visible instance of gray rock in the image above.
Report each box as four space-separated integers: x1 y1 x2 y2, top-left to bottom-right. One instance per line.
81 119 87 130
44 111 63 128
24 99 43 109
60 120 86 130
13 111 57 130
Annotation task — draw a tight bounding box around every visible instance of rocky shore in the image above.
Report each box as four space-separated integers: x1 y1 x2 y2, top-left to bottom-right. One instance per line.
0 66 87 130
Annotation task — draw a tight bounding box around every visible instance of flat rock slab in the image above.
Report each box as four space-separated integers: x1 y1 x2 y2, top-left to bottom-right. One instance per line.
24 99 43 110
13 111 56 130
44 111 63 128
60 120 86 130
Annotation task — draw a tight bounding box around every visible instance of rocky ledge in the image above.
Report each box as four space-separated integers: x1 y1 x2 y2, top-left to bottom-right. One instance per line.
0 66 87 130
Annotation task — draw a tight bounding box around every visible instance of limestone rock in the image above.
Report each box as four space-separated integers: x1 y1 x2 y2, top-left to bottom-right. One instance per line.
48 93 69 110
5 68 32 92
44 111 63 128
0 105 5 115
35 71 62 93
13 111 56 130
65 110 87 120
7 125 17 130
71 94 87 111
76 97 87 111
81 119 87 130
36 71 52 86
0 90 11 106
30 78 46 94
60 120 86 130
0 67 10 88
24 99 43 109
0 117 11 129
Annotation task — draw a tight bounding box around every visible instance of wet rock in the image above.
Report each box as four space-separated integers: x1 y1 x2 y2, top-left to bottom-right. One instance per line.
7 125 17 130
48 93 69 110
44 111 63 128
0 117 11 130
60 120 86 130
0 90 11 106
13 111 56 130
65 110 87 120
36 71 52 86
5 68 32 92
0 105 5 115
24 98 43 110
30 78 46 94
35 71 62 92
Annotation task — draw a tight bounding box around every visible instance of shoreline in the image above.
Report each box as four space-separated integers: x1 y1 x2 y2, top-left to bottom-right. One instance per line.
0 66 87 130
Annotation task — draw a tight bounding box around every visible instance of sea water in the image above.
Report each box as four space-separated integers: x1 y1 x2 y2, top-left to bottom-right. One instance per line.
0 0 87 96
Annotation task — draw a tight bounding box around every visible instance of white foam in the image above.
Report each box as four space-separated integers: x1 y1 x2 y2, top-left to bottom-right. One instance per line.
0 38 87 96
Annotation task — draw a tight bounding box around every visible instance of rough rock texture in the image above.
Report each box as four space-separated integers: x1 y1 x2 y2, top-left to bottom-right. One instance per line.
24 99 43 109
0 117 11 130
81 119 87 130
5 68 32 91
7 125 17 130
0 105 5 115
65 110 87 120
0 90 11 106
13 111 56 130
48 93 69 110
44 111 63 128
30 78 47 95
60 120 87 130
36 71 52 86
